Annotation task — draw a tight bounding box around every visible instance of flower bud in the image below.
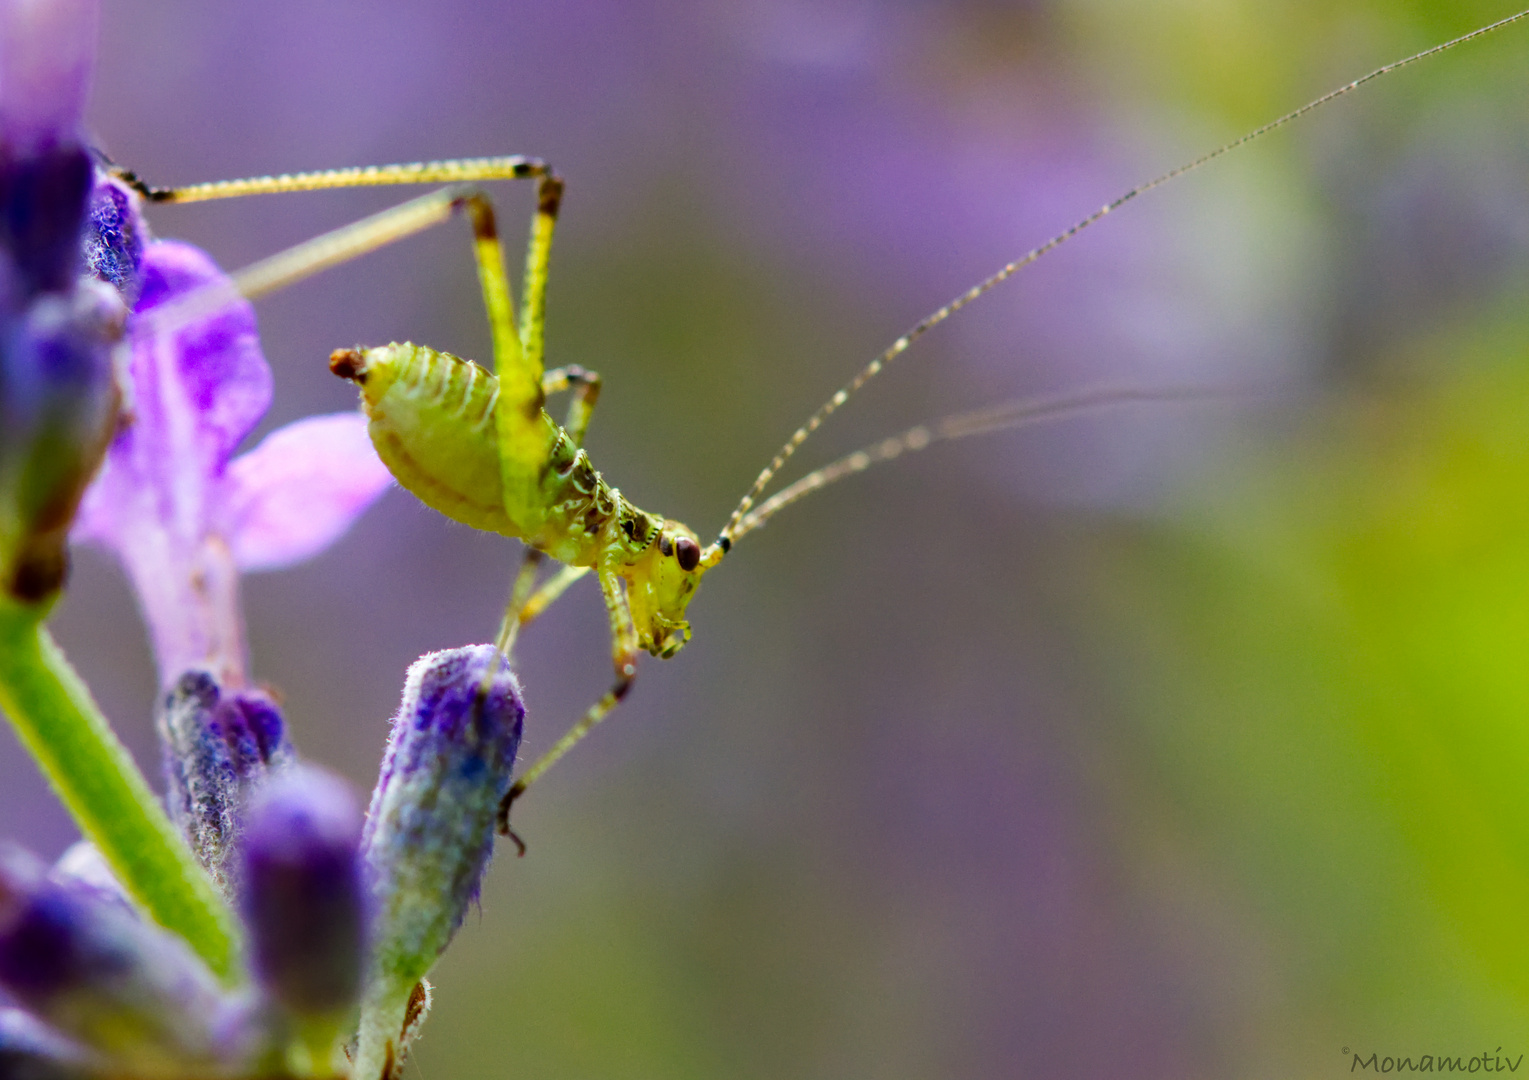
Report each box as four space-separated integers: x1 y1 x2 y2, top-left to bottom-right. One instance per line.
0 277 122 601
0 843 255 1075
82 173 148 301
0 0 96 161
0 0 118 604
0 144 92 296
157 670 293 893
240 764 365 1022
354 646 524 1080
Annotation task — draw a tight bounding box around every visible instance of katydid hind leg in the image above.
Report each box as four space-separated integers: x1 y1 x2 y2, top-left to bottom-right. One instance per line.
519 176 564 378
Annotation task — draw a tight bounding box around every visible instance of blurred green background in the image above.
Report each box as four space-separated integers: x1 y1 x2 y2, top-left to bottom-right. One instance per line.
12 0 1529 1075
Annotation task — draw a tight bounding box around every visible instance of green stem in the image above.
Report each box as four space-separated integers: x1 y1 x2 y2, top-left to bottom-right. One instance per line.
0 596 241 981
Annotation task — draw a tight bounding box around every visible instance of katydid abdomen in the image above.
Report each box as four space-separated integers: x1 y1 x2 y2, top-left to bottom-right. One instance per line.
329 340 667 572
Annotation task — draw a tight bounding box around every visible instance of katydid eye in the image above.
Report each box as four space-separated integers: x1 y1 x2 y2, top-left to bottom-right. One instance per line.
659 535 674 557
674 536 700 572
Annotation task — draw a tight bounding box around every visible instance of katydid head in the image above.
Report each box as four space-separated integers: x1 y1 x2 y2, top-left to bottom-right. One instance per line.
622 521 708 659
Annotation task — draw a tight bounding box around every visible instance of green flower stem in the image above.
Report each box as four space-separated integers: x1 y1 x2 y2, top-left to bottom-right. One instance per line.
0 596 241 982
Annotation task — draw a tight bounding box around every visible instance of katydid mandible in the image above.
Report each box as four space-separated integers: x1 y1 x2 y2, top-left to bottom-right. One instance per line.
116 7 1529 841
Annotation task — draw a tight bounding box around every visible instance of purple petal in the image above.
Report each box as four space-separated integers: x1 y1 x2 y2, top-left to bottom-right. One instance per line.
0 0 96 157
221 412 392 572
128 241 271 463
48 843 132 916
72 240 269 683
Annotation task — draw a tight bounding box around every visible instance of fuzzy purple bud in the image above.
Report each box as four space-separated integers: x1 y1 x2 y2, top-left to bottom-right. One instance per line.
82 174 147 300
240 765 365 1021
354 646 524 1079
0 276 121 600
0 0 96 160
0 0 95 298
157 670 293 893
363 646 524 971
0 844 254 1075
0 0 120 602
0 144 91 297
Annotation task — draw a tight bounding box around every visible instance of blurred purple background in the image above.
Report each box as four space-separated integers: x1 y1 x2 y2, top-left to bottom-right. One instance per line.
8 1 1529 1076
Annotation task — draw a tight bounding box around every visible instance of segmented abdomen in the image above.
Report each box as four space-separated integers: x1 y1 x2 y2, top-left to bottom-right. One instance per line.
352 342 526 536
343 342 646 567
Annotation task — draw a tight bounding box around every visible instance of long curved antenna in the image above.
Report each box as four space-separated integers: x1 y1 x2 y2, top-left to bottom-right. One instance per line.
712 8 1529 552
726 382 1253 543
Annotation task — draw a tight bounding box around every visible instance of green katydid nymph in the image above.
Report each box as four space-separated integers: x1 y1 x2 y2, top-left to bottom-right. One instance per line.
116 7 1529 842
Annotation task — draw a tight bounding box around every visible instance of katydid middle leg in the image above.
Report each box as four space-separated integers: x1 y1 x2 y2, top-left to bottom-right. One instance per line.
498 563 638 836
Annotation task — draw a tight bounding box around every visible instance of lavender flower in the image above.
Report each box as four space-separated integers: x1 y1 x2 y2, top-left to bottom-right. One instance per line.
0 844 258 1076
0 0 119 603
2 4 538 1076
0 0 94 164
355 646 525 1079
158 671 293 893
0 0 93 293
81 174 146 300
73 239 393 688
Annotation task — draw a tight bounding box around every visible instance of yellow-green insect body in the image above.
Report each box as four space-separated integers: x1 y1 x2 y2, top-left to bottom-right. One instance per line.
331 342 523 537
330 338 706 663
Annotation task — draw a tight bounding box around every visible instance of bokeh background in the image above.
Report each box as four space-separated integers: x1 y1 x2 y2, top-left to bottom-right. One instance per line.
8 0 1529 1075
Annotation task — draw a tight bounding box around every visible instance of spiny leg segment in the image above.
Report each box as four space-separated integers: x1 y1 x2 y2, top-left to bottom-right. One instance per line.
496 562 594 656
516 564 592 627
542 365 603 445
495 549 546 657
